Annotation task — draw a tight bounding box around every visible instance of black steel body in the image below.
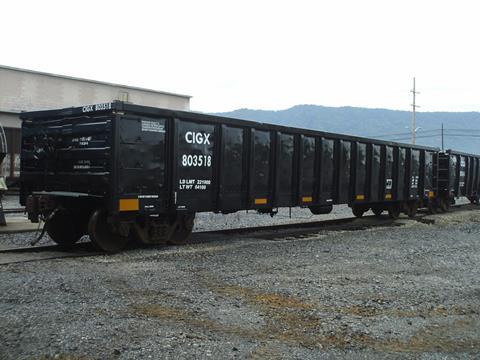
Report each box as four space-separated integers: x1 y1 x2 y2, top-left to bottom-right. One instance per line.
20 101 440 214
20 101 475 251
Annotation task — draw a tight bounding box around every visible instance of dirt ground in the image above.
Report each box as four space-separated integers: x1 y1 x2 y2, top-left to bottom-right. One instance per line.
1 207 479 359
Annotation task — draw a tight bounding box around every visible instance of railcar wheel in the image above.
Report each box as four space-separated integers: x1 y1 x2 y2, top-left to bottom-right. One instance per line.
131 217 169 246
387 204 401 219
372 207 383 217
88 209 129 253
352 205 367 218
47 209 83 247
439 198 450 213
167 213 195 245
406 202 418 218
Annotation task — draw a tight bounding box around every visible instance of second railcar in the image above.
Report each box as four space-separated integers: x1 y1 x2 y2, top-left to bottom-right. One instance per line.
21 102 440 252
438 150 480 207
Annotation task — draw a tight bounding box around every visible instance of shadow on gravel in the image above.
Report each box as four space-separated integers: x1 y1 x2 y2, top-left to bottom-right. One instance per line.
128 282 480 354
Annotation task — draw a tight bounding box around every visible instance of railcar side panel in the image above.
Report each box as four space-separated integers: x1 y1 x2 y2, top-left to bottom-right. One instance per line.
423 151 434 197
299 135 315 206
276 132 295 207
174 119 216 212
475 158 479 195
117 116 168 214
459 156 466 195
320 138 335 203
218 125 246 211
466 158 473 195
370 144 382 202
395 147 406 201
450 155 458 195
250 129 272 208
408 149 420 200
384 146 394 201
354 142 367 202
20 114 113 203
472 158 478 195
337 140 352 203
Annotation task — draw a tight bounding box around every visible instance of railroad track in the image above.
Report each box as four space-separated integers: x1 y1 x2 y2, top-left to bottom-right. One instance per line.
0 242 101 265
0 203 477 265
1 207 25 214
196 211 423 242
196 203 475 239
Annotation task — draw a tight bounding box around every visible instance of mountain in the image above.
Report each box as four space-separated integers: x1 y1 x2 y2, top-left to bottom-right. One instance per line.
214 105 480 154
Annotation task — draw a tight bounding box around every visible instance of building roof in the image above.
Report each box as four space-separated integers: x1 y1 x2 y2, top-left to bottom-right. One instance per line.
0 64 191 99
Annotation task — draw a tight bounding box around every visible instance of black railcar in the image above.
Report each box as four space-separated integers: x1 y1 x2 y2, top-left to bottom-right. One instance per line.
21 102 442 251
437 150 480 208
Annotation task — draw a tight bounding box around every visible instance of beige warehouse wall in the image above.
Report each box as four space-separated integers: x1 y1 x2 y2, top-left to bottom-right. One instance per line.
0 112 20 129
0 65 191 179
0 66 190 115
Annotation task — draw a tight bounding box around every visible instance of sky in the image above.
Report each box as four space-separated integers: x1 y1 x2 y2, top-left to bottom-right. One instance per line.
1 0 480 113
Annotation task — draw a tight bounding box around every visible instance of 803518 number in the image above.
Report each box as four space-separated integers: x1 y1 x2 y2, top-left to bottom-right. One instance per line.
181 154 212 167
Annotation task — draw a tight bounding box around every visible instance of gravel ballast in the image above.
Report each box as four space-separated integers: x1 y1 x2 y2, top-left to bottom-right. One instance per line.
1 207 479 359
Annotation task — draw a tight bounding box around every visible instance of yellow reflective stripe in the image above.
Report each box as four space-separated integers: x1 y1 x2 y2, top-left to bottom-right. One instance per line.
119 198 139 211
385 193 392 199
356 194 365 200
302 196 313 203
254 198 268 205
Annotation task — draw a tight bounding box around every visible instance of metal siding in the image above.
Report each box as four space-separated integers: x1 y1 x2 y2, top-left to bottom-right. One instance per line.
299 135 315 203
459 156 466 195
355 142 367 200
370 144 381 202
396 147 406 200
424 151 433 193
218 126 245 210
337 140 352 203
21 114 112 197
277 132 295 207
384 146 394 200
320 138 335 203
117 117 166 203
409 149 420 199
250 129 271 207
474 158 480 195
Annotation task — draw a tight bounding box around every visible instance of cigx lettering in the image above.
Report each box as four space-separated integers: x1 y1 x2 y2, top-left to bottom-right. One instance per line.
185 131 211 145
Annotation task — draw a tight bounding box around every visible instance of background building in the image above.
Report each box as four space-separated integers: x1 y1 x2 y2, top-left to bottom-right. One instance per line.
0 65 190 183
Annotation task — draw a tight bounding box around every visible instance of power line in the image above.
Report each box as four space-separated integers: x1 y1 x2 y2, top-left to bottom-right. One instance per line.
389 134 441 141
368 128 480 138
387 133 480 141
441 134 480 137
443 128 480 132
368 129 439 138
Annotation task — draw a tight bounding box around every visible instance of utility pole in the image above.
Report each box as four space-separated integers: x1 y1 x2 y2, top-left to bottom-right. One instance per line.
441 122 444 151
411 77 420 144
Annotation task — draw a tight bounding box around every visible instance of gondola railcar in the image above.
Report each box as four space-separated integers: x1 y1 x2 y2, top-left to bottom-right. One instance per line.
19 102 466 252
